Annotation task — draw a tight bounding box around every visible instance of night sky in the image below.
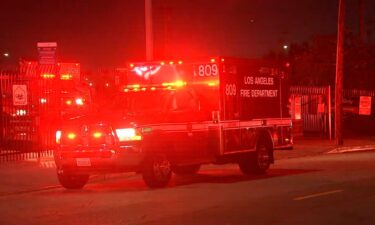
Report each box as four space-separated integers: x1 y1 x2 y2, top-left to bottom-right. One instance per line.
0 0 374 70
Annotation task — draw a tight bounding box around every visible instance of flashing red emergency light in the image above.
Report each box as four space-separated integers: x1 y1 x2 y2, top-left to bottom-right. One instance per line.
124 80 187 93
40 98 47 104
207 81 219 87
162 80 186 88
60 74 73 80
92 132 103 139
67 132 76 140
75 98 84 106
41 74 56 79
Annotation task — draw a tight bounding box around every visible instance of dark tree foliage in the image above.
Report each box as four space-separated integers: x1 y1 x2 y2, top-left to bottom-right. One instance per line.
266 34 375 89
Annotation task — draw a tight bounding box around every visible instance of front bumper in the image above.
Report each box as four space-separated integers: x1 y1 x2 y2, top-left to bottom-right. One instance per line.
54 145 144 174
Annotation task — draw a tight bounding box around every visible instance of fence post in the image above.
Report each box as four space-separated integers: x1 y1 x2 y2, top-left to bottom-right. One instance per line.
327 85 332 140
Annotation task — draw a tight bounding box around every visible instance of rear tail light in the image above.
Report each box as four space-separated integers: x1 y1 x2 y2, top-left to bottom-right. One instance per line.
115 128 142 142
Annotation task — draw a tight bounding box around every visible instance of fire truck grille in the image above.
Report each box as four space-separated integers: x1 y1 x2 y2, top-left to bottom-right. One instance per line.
61 124 115 147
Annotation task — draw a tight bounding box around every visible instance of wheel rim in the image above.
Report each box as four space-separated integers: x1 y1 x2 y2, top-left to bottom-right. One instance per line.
153 158 171 180
257 145 270 170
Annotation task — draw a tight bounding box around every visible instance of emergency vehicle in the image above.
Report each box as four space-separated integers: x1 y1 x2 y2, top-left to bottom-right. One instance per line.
54 57 293 189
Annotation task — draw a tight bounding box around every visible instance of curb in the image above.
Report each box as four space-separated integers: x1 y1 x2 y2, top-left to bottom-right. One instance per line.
326 145 375 154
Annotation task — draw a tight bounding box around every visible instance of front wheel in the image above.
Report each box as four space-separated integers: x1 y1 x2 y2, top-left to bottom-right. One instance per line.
239 140 272 175
57 173 89 189
142 154 172 188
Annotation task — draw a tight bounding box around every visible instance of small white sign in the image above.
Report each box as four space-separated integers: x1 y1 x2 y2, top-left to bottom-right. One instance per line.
37 42 57 48
12 85 28 106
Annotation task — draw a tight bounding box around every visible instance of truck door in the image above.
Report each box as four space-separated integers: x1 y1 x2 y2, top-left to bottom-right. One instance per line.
166 89 203 164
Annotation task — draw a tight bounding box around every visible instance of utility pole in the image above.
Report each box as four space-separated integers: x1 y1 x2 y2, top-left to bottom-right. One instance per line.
358 0 366 44
145 0 154 61
335 0 345 146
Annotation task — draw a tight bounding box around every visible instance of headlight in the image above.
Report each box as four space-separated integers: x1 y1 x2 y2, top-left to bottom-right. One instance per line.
115 128 142 142
56 130 62 144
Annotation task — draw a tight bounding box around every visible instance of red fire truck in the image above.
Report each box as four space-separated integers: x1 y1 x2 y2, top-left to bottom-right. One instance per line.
54 57 293 189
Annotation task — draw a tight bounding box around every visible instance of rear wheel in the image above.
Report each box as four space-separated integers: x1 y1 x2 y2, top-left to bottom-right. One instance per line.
239 139 272 175
142 154 172 188
57 173 89 189
172 164 201 175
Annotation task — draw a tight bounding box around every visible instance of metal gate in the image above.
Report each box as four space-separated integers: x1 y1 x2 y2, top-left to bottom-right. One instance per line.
0 68 57 162
290 86 332 138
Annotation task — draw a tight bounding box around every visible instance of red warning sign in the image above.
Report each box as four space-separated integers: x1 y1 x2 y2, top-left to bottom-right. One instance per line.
359 96 371 115
294 96 302 120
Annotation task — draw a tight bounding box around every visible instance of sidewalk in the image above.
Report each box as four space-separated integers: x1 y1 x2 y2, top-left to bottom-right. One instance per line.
1 136 375 195
275 136 375 160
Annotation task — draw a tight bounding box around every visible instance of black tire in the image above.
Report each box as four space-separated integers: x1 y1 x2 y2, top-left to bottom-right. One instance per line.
142 154 172 188
239 139 272 175
172 164 201 175
57 173 89 189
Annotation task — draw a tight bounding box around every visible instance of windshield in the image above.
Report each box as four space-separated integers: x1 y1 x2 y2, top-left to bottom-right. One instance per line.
102 90 172 114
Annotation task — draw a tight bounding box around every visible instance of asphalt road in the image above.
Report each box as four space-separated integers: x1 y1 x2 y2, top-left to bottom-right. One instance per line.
1 151 375 225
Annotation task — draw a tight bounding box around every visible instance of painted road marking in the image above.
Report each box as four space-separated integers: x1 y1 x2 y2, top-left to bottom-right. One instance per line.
0 185 61 197
294 189 343 201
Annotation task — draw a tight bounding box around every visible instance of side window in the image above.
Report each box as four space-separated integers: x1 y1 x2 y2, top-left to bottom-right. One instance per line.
170 90 199 112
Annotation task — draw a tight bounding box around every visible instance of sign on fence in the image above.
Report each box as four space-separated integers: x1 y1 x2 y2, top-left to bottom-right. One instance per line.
12 85 28 106
294 96 302 120
317 103 325 113
37 42 57 65
359 96 372 115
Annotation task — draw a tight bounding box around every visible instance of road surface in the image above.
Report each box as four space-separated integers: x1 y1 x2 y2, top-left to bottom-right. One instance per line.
1 151 375 225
